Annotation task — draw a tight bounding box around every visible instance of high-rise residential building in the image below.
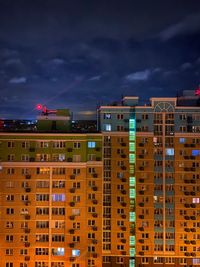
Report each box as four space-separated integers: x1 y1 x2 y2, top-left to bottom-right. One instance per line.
1 94 200 267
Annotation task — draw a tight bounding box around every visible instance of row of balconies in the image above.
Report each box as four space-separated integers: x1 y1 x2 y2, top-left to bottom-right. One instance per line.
29 147 101 152
29 157 101 162
183 167 196 172
184 215 196 220
184 191 196 196
69 253 98 261
184 179 196 184
25 173 99 180
184 228 196 232
184 252 196 257
184 156 196 160
184 240 196 245
184 144 196 148
184 203 196 208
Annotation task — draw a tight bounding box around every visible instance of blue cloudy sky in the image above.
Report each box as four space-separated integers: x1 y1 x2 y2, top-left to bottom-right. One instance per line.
0 0 200 119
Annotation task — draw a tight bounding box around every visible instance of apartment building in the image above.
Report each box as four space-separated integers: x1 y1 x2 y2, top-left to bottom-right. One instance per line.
1 94 200 267
99 95 200 267
0 133 103 267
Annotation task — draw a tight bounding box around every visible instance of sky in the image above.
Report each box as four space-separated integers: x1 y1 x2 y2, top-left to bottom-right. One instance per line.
0 0 200 119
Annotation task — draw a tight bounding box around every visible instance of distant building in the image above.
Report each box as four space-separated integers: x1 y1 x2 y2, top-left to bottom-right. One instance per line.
1 93 200 266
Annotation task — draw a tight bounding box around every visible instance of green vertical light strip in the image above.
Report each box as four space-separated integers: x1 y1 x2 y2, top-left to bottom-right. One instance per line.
129 116 136 267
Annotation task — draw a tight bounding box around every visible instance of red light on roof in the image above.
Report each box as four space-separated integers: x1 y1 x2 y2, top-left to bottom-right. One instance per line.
195 88 200 96
36 104 43 110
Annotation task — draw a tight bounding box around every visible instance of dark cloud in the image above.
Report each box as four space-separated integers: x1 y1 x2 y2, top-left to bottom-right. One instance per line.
0 0 200 118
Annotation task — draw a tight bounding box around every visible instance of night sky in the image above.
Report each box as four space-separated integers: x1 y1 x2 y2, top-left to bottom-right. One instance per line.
0 0 200 119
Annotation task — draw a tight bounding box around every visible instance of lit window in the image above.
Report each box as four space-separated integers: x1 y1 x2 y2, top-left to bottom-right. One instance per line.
179 138 186 143
130 177 135 186
52 194 65 202
130 247 135 256
166 148 174 156
192 150 200 156
72 249 80 257
129 212 135 222
193 198 200 204
52 248 65 256
104 113 111 119
88 141 96 148
104 124 111 131
130 188 135 198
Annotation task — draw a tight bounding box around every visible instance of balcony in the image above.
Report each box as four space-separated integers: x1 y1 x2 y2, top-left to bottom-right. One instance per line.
24 200 31 206
121 143 126 147
139 215 144 219
69 202 75 207
139 143 144 147
138 227 144 231
69 188 76 193
139 202 144 207
92 226 97 231
121 189 126 195
24 242 30 247
24 228 30 233
24 215 30 220
25 187 31 193
139 155 144 159
92 186 98 191
92 239 98 244
139 178 144 183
